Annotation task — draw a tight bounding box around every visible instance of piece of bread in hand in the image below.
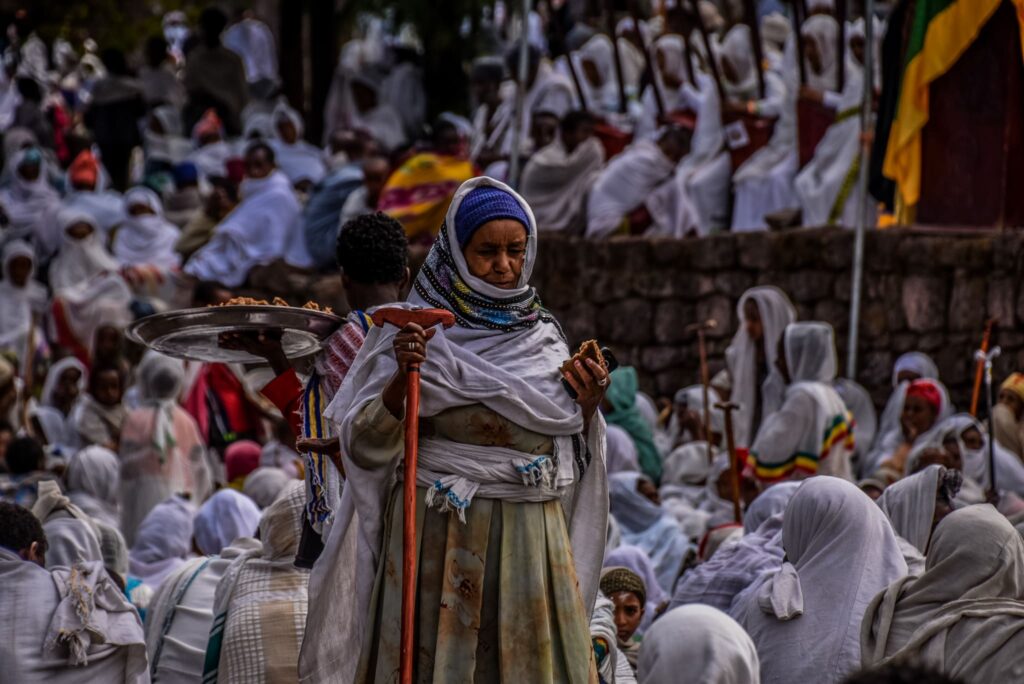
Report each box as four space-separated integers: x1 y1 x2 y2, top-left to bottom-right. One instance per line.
560 339 607 376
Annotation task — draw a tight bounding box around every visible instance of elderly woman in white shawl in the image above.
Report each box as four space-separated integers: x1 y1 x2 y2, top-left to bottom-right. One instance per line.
732 15 846 232
748 322 855 484
203 480 309 683
33 357 89 458
184 142 301 288
302 177 610 683
727 286 796 447
935 413 1024 511
866 378 953 483
734 477 907 684
560 33 622 115
48 209 121 292
861 505 1024 683
0 240 47 365
871 352 940 452
639 604 761 684
113 186 182 268
269 101 328 187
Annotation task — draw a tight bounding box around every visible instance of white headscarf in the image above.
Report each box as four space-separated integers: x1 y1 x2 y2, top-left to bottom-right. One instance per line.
861 504 1024 677
801 15 840 91
41 356 88 410
0 239 45 359
270 101 328 185
873 352 940 453
938 413 1024 497
606 423 641 475
640 604 761 684
744 481 802 534
65 445 121 529
783 322 837 383
719 25 759 98
129 495 196 590
193 488 262 556
727 286 796 446
866 379 954 478
736 477 906 684
113 186 181 268
243 466 294 509
572 34 619 112
48 209 120 292
833 378 878 460
876 464 950 555
0 146 60 239
609 471 691 594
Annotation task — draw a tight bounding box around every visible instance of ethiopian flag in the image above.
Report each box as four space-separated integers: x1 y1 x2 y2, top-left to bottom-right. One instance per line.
883 0 1019 211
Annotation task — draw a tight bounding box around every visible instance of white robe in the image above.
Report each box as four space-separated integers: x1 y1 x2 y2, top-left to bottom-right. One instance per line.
585 139 678 238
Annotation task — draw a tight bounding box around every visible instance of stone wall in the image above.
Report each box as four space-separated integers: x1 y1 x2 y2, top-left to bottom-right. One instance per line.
528 227 1024 410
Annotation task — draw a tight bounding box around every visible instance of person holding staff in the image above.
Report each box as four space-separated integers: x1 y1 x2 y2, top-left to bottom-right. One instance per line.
302 177 610 683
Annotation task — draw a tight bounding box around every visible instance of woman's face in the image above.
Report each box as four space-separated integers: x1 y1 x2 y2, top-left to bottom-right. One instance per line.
54 368 82 410
804 35 824 75
637 478 661 505
610 591 644 643
961 427 984 451
721 55 740 85
7 255 32 287
127 202 156 217
463 220 527 290
276 118 298 145
66 221 94 241
92 369 123 407
902 395 937 435
18 160 40 182
743 299 763 341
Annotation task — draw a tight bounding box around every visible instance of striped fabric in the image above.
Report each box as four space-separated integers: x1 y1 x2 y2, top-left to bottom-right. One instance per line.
747 413 855 483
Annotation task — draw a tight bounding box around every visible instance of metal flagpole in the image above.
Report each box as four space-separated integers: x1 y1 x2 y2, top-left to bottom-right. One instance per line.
507 0 531 190
846 0 874 379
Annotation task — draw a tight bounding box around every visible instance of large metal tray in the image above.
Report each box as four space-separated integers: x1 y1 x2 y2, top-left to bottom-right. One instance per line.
127 305 343 363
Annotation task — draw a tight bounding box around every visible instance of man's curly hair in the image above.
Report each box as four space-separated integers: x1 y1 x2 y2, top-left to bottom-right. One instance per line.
0 501 46 555
335 211 408 284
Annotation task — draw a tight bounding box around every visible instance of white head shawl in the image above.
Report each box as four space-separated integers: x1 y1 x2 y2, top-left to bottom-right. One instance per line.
783 321 837 383
135 350 186 462
662 441 713 487
193 488 261 555
270 101 328 185
937 413 1024 496
0 146 60 237
49 209 120 292
743 481 802 534
114 187 181 268
606 424 640 475
129 495 196 589
654 34 688 86
865 379 954 478
727 286 796 446
41 356 88 409
45 517 105 569
833 378 878 459
719 25 758 98
243 466 294 509
65 445 121 529
891 352 939 387
871 352 940 459
736 477 907 684
876 464 952 554
640 604 761 684
801 14 840 91
861 504 1024 670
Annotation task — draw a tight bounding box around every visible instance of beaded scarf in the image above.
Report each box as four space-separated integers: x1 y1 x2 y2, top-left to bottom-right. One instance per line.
413 221 560 334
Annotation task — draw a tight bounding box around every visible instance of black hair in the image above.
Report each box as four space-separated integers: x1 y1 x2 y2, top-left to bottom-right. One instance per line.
843 663 966 684
199 7 229 46
244 140 276 165
0 419 13 433
0 501 46 555
88 362 124 397
208 175 239 203
100 48 130 77
560 110 595 137
5 436 44 475
192 279 232 306
145 34 169 68
15 77 41 103
335 212 408 284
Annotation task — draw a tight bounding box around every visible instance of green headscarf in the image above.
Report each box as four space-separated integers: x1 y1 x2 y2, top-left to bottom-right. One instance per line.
604 367 662 482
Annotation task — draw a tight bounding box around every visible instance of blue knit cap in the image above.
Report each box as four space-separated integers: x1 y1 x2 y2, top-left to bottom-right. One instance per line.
454 186 531 247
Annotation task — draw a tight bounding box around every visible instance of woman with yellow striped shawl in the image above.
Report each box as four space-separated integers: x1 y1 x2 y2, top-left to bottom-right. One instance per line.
747 322 855 485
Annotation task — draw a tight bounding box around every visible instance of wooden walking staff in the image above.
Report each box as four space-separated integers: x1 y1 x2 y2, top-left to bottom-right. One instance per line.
716 401 744 524
686 320 717 464
970 318 997 416
370 307 456 684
